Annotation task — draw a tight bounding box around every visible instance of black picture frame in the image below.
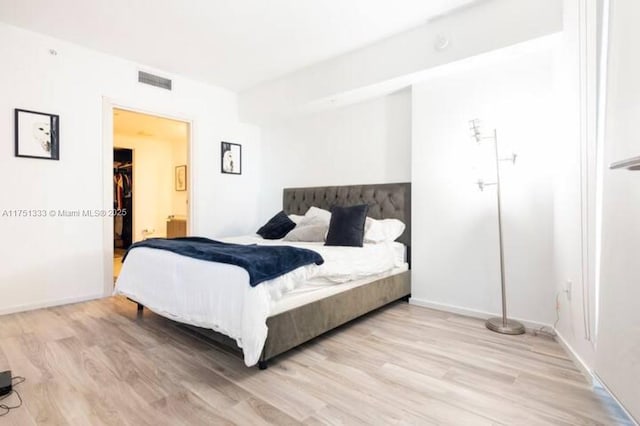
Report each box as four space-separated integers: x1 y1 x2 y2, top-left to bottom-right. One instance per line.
221 141 242 175
15 108 60 160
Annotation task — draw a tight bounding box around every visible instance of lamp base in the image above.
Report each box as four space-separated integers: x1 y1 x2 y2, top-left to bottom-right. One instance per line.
485 317 525 335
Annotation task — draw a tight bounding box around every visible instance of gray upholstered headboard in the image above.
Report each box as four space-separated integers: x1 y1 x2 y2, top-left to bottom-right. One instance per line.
282 183 411 249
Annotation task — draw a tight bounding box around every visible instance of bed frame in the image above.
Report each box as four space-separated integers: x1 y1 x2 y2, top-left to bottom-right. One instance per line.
134 182 411 369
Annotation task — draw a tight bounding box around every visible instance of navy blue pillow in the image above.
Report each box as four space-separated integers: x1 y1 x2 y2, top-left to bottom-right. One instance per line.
325 204 369 247
257 211 296 239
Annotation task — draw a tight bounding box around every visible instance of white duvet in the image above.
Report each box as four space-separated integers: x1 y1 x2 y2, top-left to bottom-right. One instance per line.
114 235 404 366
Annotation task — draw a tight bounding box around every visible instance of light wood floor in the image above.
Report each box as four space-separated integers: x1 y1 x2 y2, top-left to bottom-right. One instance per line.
0 297 632 425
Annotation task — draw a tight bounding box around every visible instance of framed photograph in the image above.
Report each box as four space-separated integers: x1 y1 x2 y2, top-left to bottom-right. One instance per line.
15 108 60 160
221 142 241 175
175 165 187 191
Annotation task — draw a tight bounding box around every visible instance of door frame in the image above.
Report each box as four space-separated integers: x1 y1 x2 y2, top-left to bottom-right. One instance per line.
101 97 194 296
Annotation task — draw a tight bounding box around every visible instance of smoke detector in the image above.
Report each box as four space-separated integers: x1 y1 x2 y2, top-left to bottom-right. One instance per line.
434 36 450 51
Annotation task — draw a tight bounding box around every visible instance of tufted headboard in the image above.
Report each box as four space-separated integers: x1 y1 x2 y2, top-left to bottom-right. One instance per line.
283 183 411 250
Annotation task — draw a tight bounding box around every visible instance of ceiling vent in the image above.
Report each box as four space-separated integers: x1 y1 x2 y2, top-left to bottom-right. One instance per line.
138 71 172 90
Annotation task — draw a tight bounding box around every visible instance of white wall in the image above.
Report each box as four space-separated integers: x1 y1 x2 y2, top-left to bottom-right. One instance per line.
171 136 189 218
240 0 562 124
257 88 411 219
594 1 640 420
114 135 187 241
0 22 261 314
410 42 559 327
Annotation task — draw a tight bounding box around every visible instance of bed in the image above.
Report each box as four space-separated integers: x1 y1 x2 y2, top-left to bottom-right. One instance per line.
114 182 411 369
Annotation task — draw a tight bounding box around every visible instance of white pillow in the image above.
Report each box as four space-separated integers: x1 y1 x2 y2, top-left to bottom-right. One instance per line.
288 214 304 225
283 215 328 242
284 207 331 242
364 218 405 243
304 206 331 224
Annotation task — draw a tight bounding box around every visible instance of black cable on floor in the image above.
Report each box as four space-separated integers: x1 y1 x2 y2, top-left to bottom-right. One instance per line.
0 376 25 417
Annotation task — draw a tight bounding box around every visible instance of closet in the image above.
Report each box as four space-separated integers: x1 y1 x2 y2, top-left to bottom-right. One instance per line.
114 148 133 250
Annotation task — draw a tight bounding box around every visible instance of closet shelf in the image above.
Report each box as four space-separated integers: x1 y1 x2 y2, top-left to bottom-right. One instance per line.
610 155 640 171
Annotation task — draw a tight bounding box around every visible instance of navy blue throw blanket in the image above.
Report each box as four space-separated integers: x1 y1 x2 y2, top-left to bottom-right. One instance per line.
123 237 324 286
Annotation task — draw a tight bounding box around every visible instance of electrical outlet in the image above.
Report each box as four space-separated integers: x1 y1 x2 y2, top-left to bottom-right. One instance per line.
565 280 572 301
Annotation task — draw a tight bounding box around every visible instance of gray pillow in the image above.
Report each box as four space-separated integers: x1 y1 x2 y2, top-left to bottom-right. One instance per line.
283 215 328 242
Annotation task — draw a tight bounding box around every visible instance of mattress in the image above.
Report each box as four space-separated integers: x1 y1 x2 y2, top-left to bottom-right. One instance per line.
270 264 409 316
114 235 407 366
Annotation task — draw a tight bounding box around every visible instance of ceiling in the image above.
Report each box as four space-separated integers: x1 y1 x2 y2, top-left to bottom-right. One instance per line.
0 0 477 91
113 108 189 143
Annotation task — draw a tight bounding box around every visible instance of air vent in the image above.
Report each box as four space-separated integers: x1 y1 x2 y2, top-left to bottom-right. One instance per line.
138 71 172 90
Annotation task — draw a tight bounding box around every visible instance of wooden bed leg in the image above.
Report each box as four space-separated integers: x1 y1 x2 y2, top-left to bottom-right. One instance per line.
137 303 144 313
258 360 268 370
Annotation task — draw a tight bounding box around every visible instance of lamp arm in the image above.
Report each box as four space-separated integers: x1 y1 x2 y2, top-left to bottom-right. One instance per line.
499 153 517 164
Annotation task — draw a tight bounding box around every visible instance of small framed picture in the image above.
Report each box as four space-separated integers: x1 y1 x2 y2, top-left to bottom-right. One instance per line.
175 165 187 191
221 142 241 175
15 109 60 160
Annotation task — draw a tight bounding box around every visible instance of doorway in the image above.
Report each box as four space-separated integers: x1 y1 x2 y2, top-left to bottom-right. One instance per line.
112 108 190 280
113 147 133 278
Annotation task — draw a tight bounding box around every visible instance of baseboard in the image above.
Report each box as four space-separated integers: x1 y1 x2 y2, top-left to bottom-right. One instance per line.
592 373 639 426
0 293 105 316
555 329 638 425
553 328 594 383
410 297 636 425
409 297 553 332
